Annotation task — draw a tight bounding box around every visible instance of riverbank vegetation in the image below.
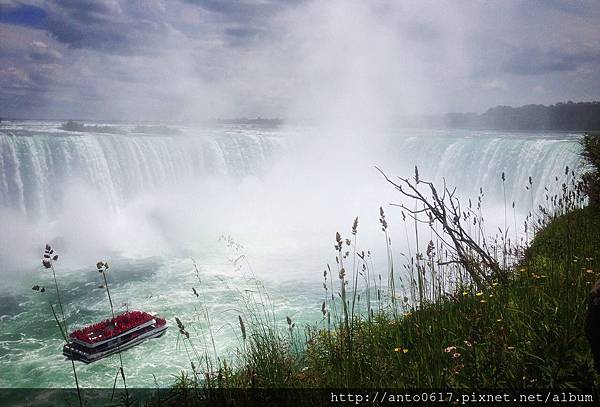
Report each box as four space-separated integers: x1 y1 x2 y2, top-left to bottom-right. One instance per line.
36 135 600 406
161 133 600 404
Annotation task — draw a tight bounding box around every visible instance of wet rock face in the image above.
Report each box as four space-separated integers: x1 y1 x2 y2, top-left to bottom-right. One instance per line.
585 279 600 372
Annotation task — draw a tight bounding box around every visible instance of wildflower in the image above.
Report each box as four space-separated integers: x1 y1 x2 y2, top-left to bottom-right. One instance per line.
452 363 465 374
519 267 527 272
462 291 469 296
451 352 461 359
444 346 457 353
492 282 499 287
403 348 408 354
475 292 483 297
586 269 594 274
463 340 472 347
507 346 515 350
496 318 502 322
480 300 486 303
489 294 494 298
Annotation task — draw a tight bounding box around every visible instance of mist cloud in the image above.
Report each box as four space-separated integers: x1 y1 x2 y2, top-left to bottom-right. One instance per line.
0 0 599 120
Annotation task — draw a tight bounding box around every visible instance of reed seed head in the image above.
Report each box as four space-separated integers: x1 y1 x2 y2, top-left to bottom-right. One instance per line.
238 315 246 340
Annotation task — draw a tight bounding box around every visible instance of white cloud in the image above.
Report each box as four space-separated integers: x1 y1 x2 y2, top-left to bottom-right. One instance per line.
0 0 599 119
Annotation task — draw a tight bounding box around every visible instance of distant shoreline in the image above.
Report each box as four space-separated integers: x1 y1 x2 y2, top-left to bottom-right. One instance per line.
2 101 599 132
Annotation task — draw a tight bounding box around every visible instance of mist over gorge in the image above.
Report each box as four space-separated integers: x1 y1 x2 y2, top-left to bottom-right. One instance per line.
0 0 599 393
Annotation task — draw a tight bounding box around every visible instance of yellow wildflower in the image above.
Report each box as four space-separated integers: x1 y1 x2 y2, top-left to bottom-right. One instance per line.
507 346 515 350
480 299 486 303
475 292 483 297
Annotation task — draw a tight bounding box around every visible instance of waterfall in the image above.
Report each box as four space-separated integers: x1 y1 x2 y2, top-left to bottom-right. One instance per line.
0 123 583 221
385 130 582 209
0 125 286 218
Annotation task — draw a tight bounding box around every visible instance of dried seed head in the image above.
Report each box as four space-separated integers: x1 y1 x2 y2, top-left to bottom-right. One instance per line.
351 217 358 235
238 315 246 340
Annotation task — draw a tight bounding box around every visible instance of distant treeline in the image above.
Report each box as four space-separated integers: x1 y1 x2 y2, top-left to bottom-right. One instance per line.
425 101 600 131
215 117 284 128
60 120 125 134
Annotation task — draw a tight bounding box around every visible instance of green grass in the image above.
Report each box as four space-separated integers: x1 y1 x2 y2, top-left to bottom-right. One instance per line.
167 205 600 394
165 137 600 396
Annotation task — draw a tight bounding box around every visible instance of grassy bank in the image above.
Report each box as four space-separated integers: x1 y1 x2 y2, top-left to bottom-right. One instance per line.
160 133 600 404
166 193 599 400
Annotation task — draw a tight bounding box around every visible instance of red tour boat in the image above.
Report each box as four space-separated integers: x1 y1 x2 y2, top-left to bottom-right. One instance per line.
63 310 168 363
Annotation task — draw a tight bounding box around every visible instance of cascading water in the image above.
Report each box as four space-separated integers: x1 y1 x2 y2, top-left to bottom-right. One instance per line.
386 130 582 208
0 122 286 219
0 121 584 388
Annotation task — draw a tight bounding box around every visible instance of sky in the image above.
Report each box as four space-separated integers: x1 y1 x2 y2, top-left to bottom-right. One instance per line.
1 0 599 122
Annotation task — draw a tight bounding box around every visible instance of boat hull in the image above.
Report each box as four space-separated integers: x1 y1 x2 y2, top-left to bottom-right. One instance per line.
64 323 168 363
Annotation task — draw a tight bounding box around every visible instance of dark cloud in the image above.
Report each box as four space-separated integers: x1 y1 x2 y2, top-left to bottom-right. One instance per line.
519 0 600 18
41 0 169 54
0 3 47 29
0 0 599 119
224 26 268 47
506 48 600 76
184 0 298 46
26 41 63 62
186 0 287 19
